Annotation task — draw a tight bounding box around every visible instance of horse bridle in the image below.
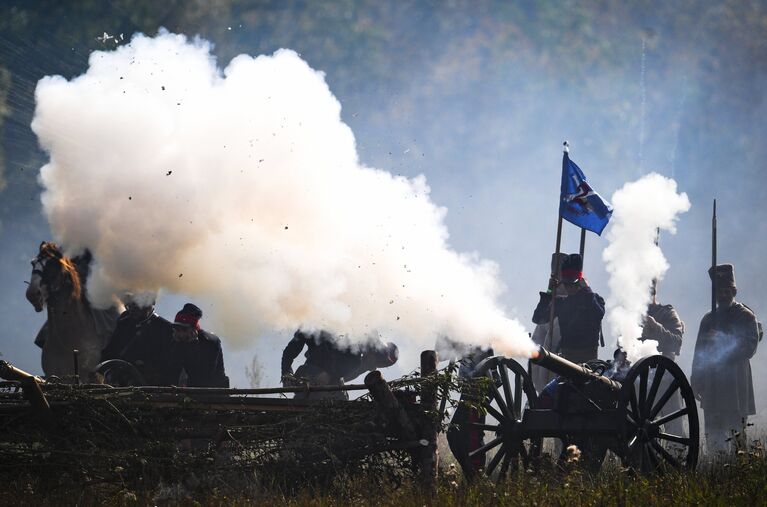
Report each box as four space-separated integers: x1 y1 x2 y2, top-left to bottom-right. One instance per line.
30 248 63 291
30 257 47 278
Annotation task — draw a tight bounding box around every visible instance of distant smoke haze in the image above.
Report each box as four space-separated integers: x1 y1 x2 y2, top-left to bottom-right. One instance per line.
30 31 534 358
603 173 690 360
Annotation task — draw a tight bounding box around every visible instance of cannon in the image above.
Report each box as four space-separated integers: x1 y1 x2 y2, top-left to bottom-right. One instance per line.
464 346 699 479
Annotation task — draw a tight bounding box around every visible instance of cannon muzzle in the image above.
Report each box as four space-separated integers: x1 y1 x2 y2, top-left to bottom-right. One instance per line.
530 346 621 392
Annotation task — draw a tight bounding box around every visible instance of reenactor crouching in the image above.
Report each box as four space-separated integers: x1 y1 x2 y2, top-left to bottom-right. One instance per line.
281 329 398 400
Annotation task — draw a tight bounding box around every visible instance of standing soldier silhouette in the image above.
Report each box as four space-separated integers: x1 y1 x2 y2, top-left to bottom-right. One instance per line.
692 264 760 452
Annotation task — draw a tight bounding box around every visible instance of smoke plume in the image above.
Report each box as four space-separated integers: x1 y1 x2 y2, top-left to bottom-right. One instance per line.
602 173 690 360
30 31 534 357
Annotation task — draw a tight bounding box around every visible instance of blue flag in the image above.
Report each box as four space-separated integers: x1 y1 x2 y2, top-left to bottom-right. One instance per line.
559 151 613 235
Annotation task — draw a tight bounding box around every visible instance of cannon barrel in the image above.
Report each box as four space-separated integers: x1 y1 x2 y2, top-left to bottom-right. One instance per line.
0 360 50 414
530 346 622 392
0 360 42 383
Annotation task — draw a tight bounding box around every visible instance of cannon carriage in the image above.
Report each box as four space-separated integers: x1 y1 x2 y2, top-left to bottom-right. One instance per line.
0 352 446 490
465 346 699 479
0 345 699 490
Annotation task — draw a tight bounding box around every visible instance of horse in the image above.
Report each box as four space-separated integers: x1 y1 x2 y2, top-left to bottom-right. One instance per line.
25 242 117 380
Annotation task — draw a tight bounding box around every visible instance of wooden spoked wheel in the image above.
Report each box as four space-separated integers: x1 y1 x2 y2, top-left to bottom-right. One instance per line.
469 356 540 481
617 355 699 473
95 359 146 387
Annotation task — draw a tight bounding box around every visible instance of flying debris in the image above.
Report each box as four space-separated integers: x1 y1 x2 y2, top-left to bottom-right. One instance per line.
96 32 117 44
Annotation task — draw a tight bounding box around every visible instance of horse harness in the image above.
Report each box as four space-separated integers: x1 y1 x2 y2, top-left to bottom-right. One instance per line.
30 246 64 292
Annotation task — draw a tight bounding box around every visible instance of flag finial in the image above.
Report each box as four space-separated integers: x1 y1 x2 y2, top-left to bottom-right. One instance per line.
563 141 570 153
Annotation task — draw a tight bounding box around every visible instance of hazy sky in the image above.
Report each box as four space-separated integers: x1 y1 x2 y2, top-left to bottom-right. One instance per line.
1 1 765 422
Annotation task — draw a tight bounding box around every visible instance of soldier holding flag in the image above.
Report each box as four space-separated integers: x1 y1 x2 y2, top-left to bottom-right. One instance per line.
537 143 612 365
533 253 605 364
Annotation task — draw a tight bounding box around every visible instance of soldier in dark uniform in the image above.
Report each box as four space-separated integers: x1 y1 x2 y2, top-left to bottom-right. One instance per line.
531 253 567 393
281 329 398 399
641 302 684 358
101 292 170 361
121 303 229 387
168 303 229 387
533 253 605 363
692 264 759 452
640 286 686 435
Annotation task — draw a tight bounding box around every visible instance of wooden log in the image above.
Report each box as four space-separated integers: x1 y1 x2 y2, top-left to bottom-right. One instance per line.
72 349 80 385
80 384 369 396
90 397 361 413
437 359 454 424
420 350 438 406
364 370 417 441
420 350 439 490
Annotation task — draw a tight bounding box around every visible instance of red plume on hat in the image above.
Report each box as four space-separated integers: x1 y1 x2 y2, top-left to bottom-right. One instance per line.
560 253 584 284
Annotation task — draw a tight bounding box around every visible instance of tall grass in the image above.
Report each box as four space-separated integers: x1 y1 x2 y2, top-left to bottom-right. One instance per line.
3 443 766 506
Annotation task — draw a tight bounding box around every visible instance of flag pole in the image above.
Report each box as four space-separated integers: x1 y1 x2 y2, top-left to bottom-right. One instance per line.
546 142 569 348
546 218 563 348
711 199 717 328
579 228 586 260
650 227 660 302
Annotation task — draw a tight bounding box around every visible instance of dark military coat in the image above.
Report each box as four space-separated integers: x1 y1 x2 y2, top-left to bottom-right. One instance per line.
169 331 229 387
691 302 758 415
121 326 229 388
102 311 172 361
642 303 684 358
281 330 364 382
533 287 605 351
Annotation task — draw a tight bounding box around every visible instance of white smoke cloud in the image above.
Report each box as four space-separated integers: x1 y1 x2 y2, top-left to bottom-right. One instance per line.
31 31 534 359
603 173 690 361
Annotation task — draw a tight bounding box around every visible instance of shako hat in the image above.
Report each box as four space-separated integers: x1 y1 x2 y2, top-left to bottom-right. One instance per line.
708 264 736 289
560 253 584 284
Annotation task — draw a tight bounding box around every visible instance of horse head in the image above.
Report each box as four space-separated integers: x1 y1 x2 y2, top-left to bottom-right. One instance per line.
26 242 82 312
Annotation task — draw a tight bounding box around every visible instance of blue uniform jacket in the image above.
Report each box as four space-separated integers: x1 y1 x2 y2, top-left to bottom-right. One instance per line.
532 287 605 350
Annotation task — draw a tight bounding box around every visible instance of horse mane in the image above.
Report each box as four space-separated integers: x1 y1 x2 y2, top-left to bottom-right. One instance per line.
38 242 82 301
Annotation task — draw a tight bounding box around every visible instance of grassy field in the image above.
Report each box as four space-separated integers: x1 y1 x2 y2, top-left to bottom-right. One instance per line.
4 441 767 506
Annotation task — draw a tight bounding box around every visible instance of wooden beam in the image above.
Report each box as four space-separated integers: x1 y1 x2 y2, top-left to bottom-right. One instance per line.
420 350 439 491
364 370 417 441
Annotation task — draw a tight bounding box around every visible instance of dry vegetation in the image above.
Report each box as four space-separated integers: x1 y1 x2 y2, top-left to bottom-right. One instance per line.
1 370 764 506
2 438 766 506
